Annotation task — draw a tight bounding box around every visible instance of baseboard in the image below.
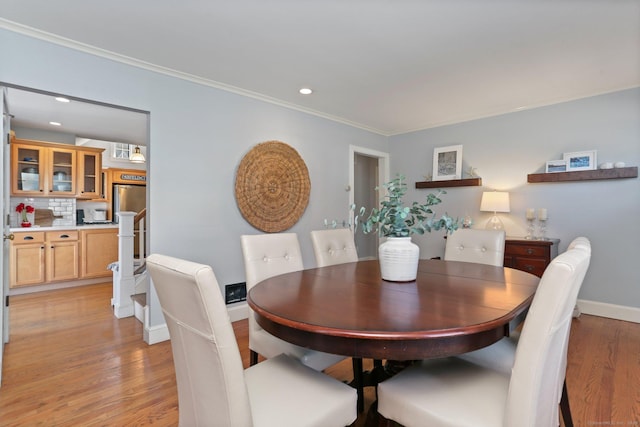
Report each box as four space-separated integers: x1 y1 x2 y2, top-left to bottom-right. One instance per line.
576 299 640 323
145 322 170 345
228 301 249 322
145 302 248 345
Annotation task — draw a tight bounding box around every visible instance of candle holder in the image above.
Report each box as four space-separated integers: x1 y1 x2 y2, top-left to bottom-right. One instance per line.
537 219 547 241
525 218 535 240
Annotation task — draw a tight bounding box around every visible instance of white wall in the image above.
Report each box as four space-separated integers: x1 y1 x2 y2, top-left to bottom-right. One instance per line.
0 28 388 332
389 88 640 317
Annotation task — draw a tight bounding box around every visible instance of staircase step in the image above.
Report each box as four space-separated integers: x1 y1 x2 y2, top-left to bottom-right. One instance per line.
131 293 146 307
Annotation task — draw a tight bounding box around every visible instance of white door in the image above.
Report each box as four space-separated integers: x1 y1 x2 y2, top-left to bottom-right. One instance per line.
1 86 13 386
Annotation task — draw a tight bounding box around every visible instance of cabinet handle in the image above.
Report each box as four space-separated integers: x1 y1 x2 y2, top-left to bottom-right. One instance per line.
526 249 534 255
525 264 534 271
60 234 70 239
24 236 34 240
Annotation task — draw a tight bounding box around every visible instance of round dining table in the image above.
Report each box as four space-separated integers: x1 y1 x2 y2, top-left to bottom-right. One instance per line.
248 259 539 362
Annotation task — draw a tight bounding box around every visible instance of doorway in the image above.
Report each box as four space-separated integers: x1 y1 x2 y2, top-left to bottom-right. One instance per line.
349 145 389 259
0 84 150 382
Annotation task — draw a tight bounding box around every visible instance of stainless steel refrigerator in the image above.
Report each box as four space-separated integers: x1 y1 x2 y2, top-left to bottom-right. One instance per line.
113 184 146 257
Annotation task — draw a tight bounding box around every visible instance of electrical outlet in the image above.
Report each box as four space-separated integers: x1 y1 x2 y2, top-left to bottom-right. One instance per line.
225 282 247 305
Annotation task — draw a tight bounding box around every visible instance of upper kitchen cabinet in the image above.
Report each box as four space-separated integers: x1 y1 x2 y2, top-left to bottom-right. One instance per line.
11 138 104 199
11 142 47 195
76 149 104 199
47 146 76 196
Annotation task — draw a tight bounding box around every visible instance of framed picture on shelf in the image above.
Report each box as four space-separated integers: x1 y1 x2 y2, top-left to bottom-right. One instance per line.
545 159 568 173
432 144 462 181
563 150 597 172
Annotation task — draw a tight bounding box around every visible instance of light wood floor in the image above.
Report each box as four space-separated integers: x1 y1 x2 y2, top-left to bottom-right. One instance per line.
0 283 638 426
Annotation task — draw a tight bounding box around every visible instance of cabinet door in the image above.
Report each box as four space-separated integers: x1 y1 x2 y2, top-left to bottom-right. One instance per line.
46 241 79 282
48 147 76 196
80 228 118 278
11 143 46 195
77 150 102 199
10 241 46 288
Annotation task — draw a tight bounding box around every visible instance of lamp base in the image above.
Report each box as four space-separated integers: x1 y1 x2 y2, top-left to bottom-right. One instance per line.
485 214 504 230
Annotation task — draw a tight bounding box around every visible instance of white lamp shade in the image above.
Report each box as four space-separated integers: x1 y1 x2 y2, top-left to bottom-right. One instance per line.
130 146 145 163
480 191 510 213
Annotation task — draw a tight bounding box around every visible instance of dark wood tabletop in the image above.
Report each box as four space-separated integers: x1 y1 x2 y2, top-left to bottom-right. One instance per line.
248 259 539 361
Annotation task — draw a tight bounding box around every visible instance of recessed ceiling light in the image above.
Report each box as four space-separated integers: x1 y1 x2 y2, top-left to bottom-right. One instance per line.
49 121 62 126
299 88 313 95
54 97 70 103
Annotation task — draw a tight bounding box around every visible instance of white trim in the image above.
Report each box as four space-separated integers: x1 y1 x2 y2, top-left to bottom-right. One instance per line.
144 303 249 345
145 322 170 345
0 18 386 136
576 299 640 324
228 302 249 322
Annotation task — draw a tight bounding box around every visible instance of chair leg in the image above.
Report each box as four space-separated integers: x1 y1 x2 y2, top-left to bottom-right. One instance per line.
352 357 364 413
560 379 573 427
250 349 259 366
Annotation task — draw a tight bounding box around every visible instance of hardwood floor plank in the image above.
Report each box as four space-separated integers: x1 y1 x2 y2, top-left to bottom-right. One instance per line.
0 283 638 426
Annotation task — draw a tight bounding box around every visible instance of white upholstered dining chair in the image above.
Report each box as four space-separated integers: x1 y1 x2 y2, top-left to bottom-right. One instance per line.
377 238 591 427
310 228 359 267
241 233 346 370
454 237 591 427
444 228 506 266
147 253 357 427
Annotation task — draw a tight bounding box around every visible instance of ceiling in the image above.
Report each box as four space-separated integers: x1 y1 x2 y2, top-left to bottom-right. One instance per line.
1 0 639 138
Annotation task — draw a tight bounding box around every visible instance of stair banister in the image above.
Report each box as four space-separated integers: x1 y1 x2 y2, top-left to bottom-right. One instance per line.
112 211 136 318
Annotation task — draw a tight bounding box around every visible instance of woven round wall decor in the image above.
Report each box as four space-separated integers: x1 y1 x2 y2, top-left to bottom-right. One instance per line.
235 141 311 232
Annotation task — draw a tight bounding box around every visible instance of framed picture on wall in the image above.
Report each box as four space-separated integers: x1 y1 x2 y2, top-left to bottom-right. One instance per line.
563 150 597 171
545 159 568 173
432 145 463 181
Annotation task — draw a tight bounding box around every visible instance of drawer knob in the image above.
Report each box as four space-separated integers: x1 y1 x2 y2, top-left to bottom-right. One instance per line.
525 264 534 271
526 248 534 255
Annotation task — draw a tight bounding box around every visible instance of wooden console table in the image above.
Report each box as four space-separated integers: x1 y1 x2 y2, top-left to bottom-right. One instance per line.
504 237 559 277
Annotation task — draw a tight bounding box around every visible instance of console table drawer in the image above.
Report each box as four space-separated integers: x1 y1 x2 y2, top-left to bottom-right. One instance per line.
505 245 547 258
512 257 547 277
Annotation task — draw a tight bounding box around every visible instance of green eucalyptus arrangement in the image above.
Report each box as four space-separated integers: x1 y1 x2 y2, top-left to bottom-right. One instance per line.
352 174 459 238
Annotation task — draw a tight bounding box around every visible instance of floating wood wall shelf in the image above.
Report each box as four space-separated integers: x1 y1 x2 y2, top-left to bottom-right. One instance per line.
527 167 637 183
415 178 482 189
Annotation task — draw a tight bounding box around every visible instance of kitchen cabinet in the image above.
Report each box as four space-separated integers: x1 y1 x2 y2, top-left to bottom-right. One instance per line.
77 149 103 199
11 138 104 198
80 228 118 279
503 237 559 278
10 231 46 288
45 231 79 282
10 230 79 288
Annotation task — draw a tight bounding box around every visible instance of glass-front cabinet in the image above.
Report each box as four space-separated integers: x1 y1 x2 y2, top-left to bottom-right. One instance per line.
77 150 103 199
11 137 104 198
48 147 76 196
11 142 47 195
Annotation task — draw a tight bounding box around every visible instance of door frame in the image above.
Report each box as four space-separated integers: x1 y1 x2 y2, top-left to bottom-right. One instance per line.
1 85 12 385
348 145 389 254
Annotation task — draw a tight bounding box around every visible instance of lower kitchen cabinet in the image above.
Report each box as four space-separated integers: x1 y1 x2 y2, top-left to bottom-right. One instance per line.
10 230 79 288
46 231 79 282
10 231 46 288
10 227 118 288
80 228 118 279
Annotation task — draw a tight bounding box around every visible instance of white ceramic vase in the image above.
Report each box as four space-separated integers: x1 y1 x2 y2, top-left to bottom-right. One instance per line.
378 236 420 282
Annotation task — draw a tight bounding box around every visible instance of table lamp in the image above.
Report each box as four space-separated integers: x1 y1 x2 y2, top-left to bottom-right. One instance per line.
480 191 510 230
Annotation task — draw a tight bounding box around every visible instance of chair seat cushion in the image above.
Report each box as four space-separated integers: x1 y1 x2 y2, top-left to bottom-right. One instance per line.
377 358 509 427
245 353 357 427
251 328 346 371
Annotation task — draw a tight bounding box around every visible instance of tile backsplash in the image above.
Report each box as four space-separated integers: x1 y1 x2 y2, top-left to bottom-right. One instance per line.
10 197 76 227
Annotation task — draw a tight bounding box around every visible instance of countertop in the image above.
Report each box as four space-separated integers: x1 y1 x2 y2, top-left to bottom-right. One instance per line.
10 223 119 232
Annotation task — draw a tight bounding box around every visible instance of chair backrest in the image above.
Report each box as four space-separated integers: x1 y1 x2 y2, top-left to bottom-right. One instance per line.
240 233 304 336
310 228 359 267
444 228 506 266
147 254 253 427
505 238 591 427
